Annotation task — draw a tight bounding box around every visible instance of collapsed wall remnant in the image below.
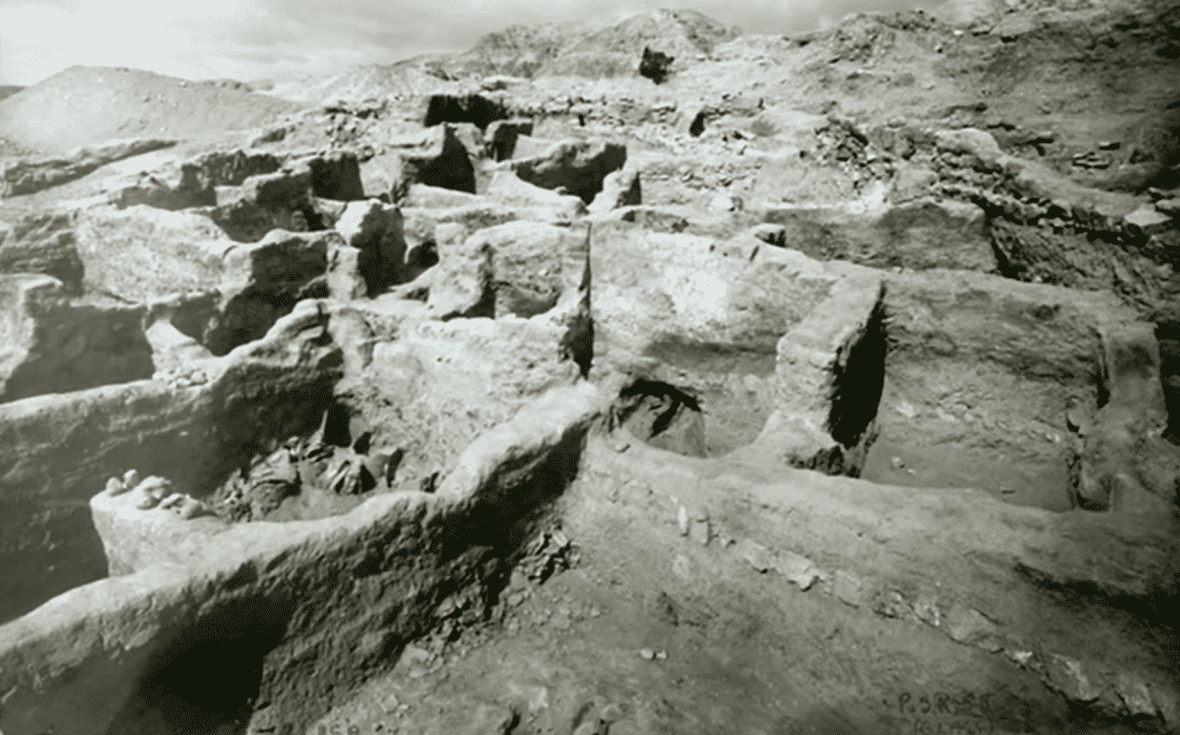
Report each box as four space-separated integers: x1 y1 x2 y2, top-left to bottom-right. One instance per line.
0 137 175 197
0 300 343 622
423 93 509 130
484 118 535 161
511 139 627 204
0 383 604 734
0 274 153 403
0 213 85 294
400 124 479 194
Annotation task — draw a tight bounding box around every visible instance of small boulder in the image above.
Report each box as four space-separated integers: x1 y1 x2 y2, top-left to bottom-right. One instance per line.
934 128 1004 170
1123 206 1173 238
466 221 586 318
640 47 675 84
485 170 588 221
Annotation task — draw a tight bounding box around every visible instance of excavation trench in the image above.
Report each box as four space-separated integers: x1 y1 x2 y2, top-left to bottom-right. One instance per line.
0 302 343 623
0 382 603 735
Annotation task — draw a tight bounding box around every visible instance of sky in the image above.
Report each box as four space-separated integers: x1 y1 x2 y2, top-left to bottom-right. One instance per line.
0 0 925 87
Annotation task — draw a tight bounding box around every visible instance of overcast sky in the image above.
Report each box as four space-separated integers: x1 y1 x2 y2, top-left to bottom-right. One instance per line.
0 0 924 86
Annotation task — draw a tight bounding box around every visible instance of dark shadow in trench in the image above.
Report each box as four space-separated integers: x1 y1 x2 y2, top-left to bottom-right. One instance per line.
105 594 296 735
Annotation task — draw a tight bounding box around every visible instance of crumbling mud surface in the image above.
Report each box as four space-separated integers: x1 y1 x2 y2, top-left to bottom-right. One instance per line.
2 0 1180 733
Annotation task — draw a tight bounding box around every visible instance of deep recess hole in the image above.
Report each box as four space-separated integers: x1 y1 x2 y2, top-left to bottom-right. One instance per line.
407 240 440 270
416 131 477 194
828 303 887 448
614 380 707 457
1155 321 1180 443
423 94 509 130
689 111 706 138
106 596 292 735
322 400 353 447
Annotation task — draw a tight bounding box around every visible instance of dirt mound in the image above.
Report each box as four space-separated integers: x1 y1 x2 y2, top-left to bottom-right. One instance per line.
0 66 305 153
265 54 495 108
537 9 739 78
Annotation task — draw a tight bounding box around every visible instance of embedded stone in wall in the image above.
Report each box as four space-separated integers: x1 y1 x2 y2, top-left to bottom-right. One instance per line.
0 213 85 297
0 273 153 403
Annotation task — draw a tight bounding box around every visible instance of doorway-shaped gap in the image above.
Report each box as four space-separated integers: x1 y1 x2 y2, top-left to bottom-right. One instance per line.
414 130 477 194
424 94 509 130
1155 321 1180 443
828 302 887 450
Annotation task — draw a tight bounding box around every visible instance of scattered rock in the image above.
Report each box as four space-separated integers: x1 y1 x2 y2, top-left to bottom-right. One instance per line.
469 703 519 735
600 703 626 723
1072 151 1112 169
394 124 479 196
572 720 605 735
774 551 818 590
934 128 1003 169
203 228 333 355
944 604 1004 652
334 198 408 296
586 168 641 214
749 223 786 247
737 539 774 573
1123 205 1173 238
833 570 863 607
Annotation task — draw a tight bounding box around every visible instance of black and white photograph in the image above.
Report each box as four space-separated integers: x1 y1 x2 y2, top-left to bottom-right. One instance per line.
0 0 1178 732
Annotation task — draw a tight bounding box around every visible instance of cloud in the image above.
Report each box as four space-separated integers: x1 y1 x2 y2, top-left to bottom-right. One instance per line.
0 0 925 86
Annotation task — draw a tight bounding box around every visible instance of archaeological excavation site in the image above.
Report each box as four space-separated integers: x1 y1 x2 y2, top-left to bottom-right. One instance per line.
1 0 1179 732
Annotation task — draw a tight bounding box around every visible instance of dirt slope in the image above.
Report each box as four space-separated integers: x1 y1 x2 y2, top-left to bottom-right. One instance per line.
0 66 306 153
